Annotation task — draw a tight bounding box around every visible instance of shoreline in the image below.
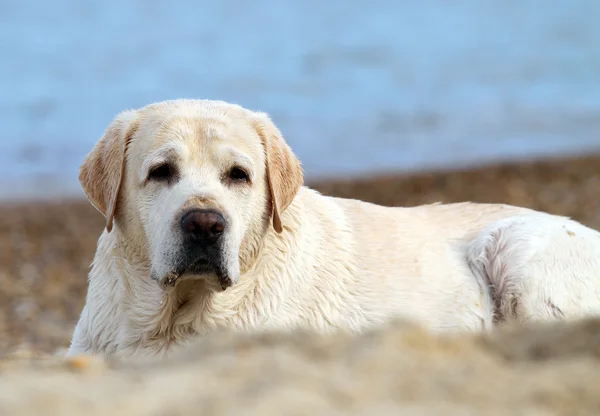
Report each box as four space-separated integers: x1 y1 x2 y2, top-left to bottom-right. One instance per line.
3 154 600 413
3 148 600 204
2 153 600 354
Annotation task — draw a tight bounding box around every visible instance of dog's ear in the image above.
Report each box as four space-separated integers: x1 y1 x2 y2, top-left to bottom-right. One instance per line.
253 113 303 233
79 110 138 233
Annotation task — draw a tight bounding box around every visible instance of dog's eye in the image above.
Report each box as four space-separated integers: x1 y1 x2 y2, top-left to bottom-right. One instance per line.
229 167 249 182
148 163 173 181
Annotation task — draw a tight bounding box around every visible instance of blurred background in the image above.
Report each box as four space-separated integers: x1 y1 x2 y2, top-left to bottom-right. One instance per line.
0 0 599 354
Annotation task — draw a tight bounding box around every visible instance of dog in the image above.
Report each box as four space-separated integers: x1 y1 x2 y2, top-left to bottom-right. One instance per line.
68 99 600 357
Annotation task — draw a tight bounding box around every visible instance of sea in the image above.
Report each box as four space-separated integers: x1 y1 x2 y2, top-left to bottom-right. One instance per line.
1 0 599 199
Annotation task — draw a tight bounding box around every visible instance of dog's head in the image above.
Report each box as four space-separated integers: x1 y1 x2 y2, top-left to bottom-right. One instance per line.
79 100 303 290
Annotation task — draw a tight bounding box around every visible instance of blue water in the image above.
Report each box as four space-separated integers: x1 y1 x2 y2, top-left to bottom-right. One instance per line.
1 0 600 199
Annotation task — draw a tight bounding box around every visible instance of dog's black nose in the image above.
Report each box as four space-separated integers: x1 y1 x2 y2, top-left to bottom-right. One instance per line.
181 209 226 244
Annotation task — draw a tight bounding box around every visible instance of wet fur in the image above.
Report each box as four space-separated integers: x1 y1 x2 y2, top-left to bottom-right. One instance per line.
69 100 600 358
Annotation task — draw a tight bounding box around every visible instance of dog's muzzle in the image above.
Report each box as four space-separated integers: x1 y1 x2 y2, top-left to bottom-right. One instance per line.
161 209 232 290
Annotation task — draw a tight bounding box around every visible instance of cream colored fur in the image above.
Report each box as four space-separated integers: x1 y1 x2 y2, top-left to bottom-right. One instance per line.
68 99 600 358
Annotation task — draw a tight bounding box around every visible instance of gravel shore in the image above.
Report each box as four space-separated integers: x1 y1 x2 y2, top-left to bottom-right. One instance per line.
2 155 600 414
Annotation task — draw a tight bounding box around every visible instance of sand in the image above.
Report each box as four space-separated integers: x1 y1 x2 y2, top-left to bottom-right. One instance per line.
0 319 600 415
2 155 600 414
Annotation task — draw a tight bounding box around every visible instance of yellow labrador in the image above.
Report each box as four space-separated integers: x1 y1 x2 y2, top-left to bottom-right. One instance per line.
69 99 600 357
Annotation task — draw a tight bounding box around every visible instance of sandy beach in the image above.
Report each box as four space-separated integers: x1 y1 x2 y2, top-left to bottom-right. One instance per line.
2 155 600 414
